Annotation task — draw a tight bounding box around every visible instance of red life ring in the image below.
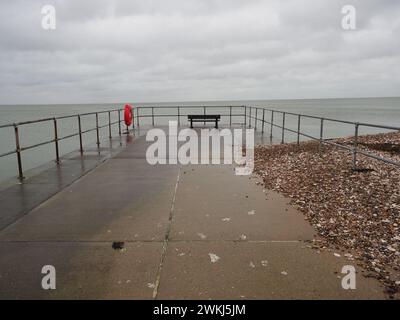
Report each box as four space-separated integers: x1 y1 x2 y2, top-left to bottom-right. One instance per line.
124 104 133 126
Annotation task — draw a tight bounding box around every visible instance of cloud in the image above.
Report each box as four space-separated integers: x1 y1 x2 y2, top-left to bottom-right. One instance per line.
0 0 399 104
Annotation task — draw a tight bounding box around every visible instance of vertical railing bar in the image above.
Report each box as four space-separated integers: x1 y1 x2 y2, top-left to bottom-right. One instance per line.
96 112 100 147
108 111 112 139
319 118 324 154
262 108 265 133
152 107 155 126
244 106 247 127
118 110 121 136
229 106 232 126
14 124 24 181
177 107 180 126
281 112 286 144
78 115 83 154
297 115 301 146
249 107 252 128
53 118 60 164
203 106 206 125
270 110 274 140
137 108 140 127
353 123 359 170
255 108 258 131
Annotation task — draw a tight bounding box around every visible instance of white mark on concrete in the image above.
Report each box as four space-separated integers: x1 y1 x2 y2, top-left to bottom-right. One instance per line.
281 271 288 276
249 262 255 268
209 253 220 263
239 234 247 240
126 280 131 284
222 217 231 222
178 252 185 257
197 233 207 239
147 283 156 289
261 260 268 267
334 253 341 258
247 210 256 215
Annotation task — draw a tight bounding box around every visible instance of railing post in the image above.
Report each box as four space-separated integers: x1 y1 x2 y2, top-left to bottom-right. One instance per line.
319 118 324 154
177 107 180 126
152 107 155 126
137 108 140 127
53 118 60 164
229 106 232 126
108 111 112 139
297 115 301 146
203 106 206 125
14 124 24 181
353 123 359 170
270 110 274 140
96 112 100 147
255 108 258 131
78 115 83 154
281 112 286 144
262 109 265 133
249 107 252 128
131 107 135 129
244 106 247 127
118 110 121 135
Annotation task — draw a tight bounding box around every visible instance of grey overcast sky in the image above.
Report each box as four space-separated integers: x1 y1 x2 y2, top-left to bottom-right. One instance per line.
0 0 399 104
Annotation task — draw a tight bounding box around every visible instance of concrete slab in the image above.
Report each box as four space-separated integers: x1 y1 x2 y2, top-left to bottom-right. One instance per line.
0 159 179 241
0 242 162 299
156 241 385 300
0 136 131 231
170 165 316 241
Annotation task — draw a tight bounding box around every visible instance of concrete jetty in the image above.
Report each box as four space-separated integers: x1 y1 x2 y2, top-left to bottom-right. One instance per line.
0 127 386 299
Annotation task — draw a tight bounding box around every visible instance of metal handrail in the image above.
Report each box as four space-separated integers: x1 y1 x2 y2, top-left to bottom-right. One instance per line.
245 106 400 169
1 105 399 181
0 108 126 180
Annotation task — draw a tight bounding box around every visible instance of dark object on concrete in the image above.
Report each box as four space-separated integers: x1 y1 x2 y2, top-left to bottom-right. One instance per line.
112 242 125 250
188 114 220 128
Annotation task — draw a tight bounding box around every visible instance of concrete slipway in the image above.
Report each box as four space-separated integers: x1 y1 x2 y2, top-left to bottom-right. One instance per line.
0 127 385 299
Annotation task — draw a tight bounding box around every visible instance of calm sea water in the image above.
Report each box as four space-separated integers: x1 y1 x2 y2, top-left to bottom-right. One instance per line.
0 97 399 182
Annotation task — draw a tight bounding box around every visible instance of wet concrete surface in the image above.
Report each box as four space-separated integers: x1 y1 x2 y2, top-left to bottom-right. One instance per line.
0 126 387 299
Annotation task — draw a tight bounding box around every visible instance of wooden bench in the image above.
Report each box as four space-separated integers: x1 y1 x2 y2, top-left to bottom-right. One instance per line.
188 114 221 128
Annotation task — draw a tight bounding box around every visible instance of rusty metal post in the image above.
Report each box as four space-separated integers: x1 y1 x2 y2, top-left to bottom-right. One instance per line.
281 112 286 144
96 112 100 147
297 115 301 146
78 115 83 154
53 118 60 164
352 123 359 170
108 111 112 139
14 124 24 181
270 110 274 140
